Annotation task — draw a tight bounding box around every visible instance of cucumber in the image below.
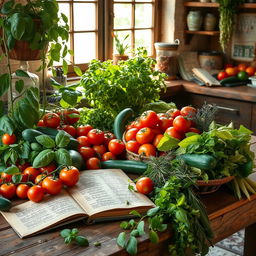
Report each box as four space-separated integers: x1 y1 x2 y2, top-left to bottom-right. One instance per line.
220 76 240 85
69 150 85 170
0 197 12 211
22 129 44 143
100 160 147 174
177 154 216 170
113 108 134 140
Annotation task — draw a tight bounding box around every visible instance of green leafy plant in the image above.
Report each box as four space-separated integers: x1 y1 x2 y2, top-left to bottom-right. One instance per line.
113 32 129 55
218 0 245 52
60 228 89 246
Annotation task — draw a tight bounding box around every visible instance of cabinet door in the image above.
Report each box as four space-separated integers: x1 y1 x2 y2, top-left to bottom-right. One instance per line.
185 94 252 129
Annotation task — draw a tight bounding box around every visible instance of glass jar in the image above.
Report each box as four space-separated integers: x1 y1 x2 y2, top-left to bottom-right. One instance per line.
154 40 180 80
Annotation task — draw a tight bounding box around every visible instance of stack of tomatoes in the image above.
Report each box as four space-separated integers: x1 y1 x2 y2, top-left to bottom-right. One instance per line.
124 106 199 157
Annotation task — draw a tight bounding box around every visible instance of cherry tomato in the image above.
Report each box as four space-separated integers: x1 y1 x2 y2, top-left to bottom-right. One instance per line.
103 132 116 147
125 140 140 154
86 157 101 170
138 144 156 157
153 134 164 148
23 167 41 182
136 127 155 144
159 117 173 131
43 113 61 128
63 109 80 125
87 129 105 145
217 71 228 81
27 185 45 203
77 136 91 147
101 152 117 161
1 172 12 182
166 109 181 118
188 127 201 134
136 177 154 195
59 167 80 187
165 127 183 140
42 176 62 195
140 111 159 128
61 125 76 137
173 115 191 133
79 146 96 160
93 145 107 157
108 139 125 155
16 184 30 199
76 125 93 137
0 183 16 199
180 106 197 118
35 174 47 186
125 128 139 142
225 67 238 76
37 120 45 127
151 126 163 135
237 63 247 72
2 133 16 145
39 163 57 174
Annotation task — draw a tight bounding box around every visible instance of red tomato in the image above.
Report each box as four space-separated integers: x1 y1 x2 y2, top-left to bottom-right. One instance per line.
93 145 107 156
17 162 30 172
157 113 166 118
16 184 30 199
79 146 96 160
61 125 76 137
138 144 156 157
27 185 45 202
108 139 125 155
59 167 80 187
2 133 16 145
217 71 229 81
140 111 159 128
1 172 12 182
35 174 47 186
14 173 29 182
225 67 238 77
125 140 140 154
76 125 93 137
125 128 139 142
136 177 154 195
153 134 164 148
0 183 16 199
101 152 117 161
39 163 56 174
173 116 191 133
133 120 143 129
224 63 233 69
42 176 62 195
245 66 256 77
63 109 80 125
151 127 163 135
180 106 197 118
23 167 41 182
166 109 181 118
43 113 61 128
87 129 105 145
37 120 45 127
136 127 155 144
165 127 183 140
77 136 91 147
237 63 247 72
86 157 101 170
188 127 201 134
159 117 173 131
103 132 116 147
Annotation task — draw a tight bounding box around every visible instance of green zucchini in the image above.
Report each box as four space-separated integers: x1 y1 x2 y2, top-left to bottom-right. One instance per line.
177 154 216 170
0 197 12 211
69 150 85 170
22 129 44 143
113 108 133 140
220 76 240 85
100 160 147 174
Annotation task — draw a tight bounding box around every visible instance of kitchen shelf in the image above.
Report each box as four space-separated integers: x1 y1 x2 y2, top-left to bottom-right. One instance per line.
183 2 256 9
185 30 220 36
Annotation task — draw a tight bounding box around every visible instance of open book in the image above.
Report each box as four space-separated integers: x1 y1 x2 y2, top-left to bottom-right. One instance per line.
0 169 155 238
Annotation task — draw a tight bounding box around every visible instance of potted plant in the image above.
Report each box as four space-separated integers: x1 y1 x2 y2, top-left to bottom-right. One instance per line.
112 32 129 64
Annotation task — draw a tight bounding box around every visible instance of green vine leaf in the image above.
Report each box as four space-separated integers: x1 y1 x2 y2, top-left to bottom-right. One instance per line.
149 230 159 244
126 236 137 255
117 232 126 248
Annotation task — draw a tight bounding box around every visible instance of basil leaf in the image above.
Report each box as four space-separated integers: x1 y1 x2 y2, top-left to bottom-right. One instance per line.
33 149 55 168
0 115 14 134
75 236 89 247
149 230 159 244
126 236 137 255
130 230 139 237
60 229 71 238
0 73 11 97
147 207 160 217
137 221 145 236
55 148 72 166
157 133 180 151
5 165 19 175
56 130 70 147
12 174 22 183
36 135 55 148
116 232 126 248
129 210 141 218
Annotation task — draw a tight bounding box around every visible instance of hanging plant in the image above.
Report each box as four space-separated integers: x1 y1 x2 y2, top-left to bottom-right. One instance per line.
218 0 244 52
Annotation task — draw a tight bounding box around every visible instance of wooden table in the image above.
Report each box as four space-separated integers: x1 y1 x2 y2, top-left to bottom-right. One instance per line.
1 142 256 256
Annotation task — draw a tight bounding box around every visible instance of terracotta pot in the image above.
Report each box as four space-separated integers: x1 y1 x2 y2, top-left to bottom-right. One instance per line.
113 54 129 65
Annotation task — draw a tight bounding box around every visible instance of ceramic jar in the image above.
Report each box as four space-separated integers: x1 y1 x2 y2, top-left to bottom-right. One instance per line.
200 0 210 2
204 13 217 31
187 11 203 31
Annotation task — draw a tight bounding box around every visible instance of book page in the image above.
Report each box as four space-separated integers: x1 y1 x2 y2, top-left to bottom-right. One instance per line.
0 190 86 238
69 169 155 217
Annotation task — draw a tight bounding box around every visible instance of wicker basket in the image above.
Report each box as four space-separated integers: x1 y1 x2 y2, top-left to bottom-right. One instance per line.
195 176 234 195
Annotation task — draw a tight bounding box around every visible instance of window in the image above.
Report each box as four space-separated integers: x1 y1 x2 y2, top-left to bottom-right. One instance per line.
57 0 159 72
